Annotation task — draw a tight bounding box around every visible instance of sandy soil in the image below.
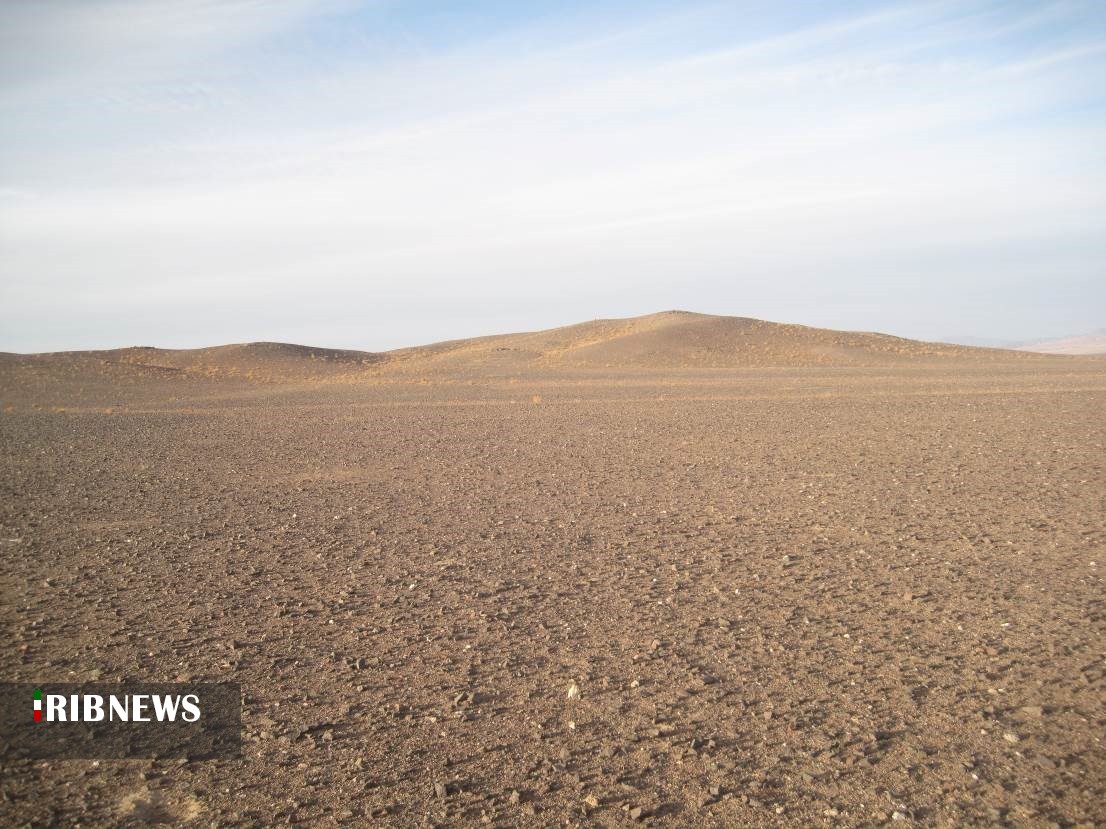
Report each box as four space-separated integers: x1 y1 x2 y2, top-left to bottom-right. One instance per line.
2 315 1104 827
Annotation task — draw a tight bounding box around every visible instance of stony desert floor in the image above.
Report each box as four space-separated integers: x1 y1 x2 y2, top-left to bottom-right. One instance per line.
2 316 1105 827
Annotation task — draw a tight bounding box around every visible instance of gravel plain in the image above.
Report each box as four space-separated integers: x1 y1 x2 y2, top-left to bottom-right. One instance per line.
2 316 1105 827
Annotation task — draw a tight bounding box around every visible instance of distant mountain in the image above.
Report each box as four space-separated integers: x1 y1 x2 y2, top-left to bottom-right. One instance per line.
1015 331 1106 355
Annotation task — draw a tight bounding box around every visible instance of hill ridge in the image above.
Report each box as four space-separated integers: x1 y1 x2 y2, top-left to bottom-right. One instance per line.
1 311 1071 379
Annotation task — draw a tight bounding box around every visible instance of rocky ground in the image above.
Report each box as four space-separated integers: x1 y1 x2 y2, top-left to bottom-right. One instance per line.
1 338 1104 826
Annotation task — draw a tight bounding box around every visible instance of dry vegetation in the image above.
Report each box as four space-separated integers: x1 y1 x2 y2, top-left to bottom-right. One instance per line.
2 313 1104 827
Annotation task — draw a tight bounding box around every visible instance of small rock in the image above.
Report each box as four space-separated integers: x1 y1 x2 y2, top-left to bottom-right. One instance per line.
584 794 599 809
508 790 520 805
433 782 447 800
629 805 645 820
566 682 580 701
1003 732 1020 743
891 811 908 822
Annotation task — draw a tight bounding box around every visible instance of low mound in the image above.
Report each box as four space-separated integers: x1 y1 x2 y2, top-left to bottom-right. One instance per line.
0 342 383 402
107 342 382 376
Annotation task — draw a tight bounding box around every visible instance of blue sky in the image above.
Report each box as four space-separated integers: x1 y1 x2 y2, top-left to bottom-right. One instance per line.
1 0 1104 352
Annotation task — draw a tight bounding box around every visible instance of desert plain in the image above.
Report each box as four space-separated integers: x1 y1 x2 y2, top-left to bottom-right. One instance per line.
1 311 1104 827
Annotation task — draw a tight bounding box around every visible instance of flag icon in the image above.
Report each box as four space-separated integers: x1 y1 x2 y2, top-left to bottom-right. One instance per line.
33 689 42 722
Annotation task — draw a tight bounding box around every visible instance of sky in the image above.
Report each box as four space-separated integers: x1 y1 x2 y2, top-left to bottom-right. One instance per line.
1 0 1105 353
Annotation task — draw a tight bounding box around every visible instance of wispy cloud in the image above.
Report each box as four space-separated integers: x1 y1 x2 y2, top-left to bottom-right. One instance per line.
1 0 1105 351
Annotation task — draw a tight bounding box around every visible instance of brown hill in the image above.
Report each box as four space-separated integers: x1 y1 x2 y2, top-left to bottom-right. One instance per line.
1 312 1058 403
386 311 1033 371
